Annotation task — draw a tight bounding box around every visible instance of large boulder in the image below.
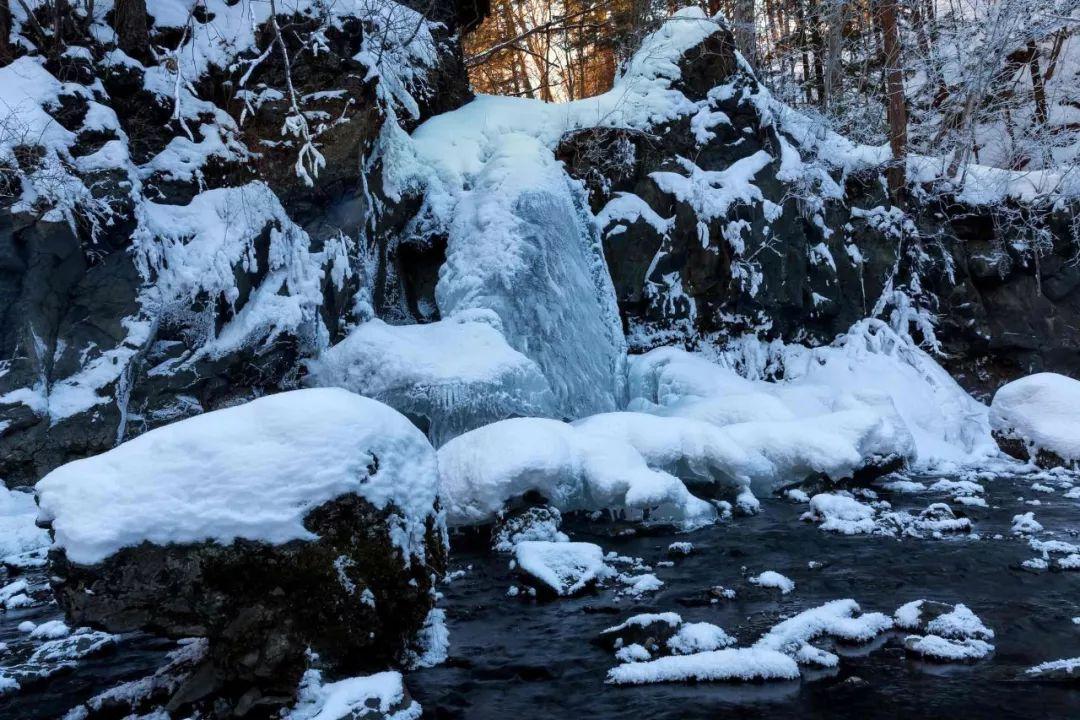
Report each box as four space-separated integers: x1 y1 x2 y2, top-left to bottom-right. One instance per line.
35 389 446 715
989 372 1080 467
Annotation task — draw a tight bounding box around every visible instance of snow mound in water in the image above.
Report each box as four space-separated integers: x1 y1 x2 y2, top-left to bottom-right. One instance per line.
607 598 892 684
285 668 421 720
607 647 800 684
437 414 755 527
307 312 557 444
629 320 993 481
35 388 439 565
990 373 1080 462
513 541 613 596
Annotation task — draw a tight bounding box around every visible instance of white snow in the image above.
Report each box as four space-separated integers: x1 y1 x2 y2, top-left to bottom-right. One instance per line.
754 599 893 656
627 320 993 487
667 623 736 655
990 373 1080 463
802 494 877 535
748 571 795 595
307 312 556 444
513 541 613 596
607 598 892 685
905 634 994 661
1011 512 1043 535
437 415 723 527
35 388 440 564
0 487 50 561
1026 657 1080 678
285 668 421 720
926 604 994 641
607 647 800 684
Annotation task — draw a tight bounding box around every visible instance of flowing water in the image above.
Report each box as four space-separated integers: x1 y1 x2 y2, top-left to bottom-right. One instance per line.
2 474 1078 719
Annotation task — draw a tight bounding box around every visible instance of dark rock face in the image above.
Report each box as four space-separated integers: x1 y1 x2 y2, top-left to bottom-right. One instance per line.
557 25 1080 399
991 430 1071 469
0 4 475 487
49 494 446 717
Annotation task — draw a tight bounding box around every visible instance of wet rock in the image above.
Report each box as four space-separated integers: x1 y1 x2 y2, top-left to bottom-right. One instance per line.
47 493 446 717
595 613 682 653
491 506 568 553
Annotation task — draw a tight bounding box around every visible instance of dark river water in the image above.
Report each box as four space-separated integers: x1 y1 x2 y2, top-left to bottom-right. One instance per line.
2 473 1078 719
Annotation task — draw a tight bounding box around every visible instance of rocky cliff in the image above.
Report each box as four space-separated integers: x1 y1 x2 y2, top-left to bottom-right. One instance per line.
1 4 1077 489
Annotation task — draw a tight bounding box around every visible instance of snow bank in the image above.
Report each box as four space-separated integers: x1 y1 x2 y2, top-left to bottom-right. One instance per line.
285 668 421 720
990 373 1080 463
36 388 439 565
513 541 613 596
307 312 557 444
438 415 728 527
628 319 993 483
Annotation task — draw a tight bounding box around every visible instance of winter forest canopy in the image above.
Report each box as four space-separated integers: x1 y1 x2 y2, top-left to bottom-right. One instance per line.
0 0 1079 718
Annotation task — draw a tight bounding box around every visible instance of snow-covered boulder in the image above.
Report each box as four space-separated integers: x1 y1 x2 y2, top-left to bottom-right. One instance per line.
307 312 557 445
512 541 613 597
36 388 446 712
990 373 1080 468
897 601 995 662
437 413 749 528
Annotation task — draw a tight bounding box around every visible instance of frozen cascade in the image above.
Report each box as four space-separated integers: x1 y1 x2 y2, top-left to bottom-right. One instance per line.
403 131 627 419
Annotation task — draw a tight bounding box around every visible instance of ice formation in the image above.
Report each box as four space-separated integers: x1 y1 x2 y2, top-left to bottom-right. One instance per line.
381 8 763 421
307 312 557 445
35 388 440 564
0 487 50 562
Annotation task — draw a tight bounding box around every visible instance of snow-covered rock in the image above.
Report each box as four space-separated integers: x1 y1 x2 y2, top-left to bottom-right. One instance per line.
801 494 877 535
748 570 795 595
1024 657 1080 683
37 388 446 713
437 415 727 527
285 669 422 720
900 602 995 662
990 373 1080 467
513 541 613 597
605 598 892 685
607 647 800 684
36 388 440 564
307 313 557 445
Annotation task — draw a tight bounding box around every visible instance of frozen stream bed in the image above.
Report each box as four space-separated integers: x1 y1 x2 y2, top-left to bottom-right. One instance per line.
2 472 1078 719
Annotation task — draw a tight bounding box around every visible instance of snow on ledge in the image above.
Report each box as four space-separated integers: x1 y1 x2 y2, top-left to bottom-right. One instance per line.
35 388 439 565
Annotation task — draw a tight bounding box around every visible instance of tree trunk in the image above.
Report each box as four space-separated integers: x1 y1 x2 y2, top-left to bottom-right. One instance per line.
823 0 845 111
874 0 907 203
1027 40 1048 126
0 0 12 66
113 0 151 62
732 0 756 69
